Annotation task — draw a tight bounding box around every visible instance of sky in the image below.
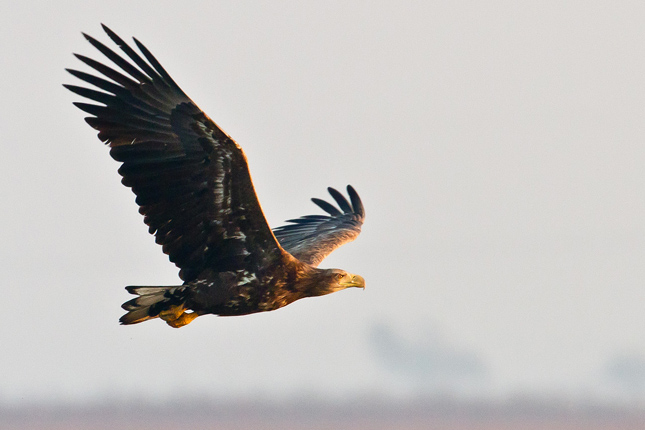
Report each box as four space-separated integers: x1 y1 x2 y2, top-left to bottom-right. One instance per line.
1 0 644 405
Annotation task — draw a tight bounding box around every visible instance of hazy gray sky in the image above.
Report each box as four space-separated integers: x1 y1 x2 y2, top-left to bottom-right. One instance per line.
1 1 644 404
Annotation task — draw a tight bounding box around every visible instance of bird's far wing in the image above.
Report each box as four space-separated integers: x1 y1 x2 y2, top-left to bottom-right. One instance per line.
272 186 365 266
66 25 286 282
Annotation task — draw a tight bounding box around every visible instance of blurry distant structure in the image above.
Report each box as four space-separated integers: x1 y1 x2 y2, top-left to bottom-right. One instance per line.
369 322 487 396
605 353 645 404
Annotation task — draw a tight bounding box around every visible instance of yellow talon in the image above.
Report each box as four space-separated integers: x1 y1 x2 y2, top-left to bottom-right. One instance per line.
166 312 198 328
158 304 198 327
159 305 185 322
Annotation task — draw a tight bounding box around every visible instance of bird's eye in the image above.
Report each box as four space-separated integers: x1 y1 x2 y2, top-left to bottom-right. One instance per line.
337 273 344 280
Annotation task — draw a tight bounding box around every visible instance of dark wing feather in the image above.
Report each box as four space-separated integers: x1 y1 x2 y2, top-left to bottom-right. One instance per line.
273 186 365 266
66 25 289 282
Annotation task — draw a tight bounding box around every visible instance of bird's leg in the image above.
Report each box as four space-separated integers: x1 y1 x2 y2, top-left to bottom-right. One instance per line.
166 311 198 328
159 304 198 328
159 304 185 322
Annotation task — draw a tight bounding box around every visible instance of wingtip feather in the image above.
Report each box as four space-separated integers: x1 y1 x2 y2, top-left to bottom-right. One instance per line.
312 197 342 216
327 187 352 213
346 185 365 218
101 23 113 34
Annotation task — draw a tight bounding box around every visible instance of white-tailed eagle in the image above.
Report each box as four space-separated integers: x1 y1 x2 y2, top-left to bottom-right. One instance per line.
65 25 365 327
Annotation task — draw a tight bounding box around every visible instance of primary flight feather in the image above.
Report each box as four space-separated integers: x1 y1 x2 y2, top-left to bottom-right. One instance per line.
65 25 365 327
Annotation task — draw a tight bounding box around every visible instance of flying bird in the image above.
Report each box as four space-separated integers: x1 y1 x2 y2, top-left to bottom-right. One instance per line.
65 25 365 328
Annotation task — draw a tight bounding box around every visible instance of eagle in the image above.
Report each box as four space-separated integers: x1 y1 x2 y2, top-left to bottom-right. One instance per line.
65 25 365 328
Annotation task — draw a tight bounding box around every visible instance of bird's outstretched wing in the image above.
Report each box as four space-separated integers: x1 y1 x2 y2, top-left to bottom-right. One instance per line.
65 25 287 282
273 186 364 266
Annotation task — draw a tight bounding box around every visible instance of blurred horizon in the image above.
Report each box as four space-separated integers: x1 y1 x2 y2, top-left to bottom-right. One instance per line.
3 319 644 408
3 395 644 430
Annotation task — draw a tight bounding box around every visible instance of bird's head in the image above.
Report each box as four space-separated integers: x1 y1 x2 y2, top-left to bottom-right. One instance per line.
315 268 365 295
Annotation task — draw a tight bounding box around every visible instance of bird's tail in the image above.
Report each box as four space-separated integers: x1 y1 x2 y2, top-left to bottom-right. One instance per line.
119 285 191 326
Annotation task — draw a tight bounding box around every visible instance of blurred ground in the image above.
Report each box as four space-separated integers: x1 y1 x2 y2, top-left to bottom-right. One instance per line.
3 398 644 430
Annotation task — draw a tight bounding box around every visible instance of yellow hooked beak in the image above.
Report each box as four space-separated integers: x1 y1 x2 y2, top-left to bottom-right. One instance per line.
341 274 366 290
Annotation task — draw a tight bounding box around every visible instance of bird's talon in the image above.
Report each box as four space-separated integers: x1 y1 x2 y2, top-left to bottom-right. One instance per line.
159 305 185 322
166 312 198 328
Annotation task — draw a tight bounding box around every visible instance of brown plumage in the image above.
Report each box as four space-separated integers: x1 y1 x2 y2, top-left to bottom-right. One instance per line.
65 25 365 327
